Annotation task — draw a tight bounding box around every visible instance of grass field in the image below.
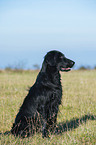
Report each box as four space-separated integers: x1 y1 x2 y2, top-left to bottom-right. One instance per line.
0 70 96 145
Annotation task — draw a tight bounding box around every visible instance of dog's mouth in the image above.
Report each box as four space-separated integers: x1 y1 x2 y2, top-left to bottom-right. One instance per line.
60 67 71 72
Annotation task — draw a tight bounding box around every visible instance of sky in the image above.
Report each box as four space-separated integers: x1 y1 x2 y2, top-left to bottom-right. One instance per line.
0 0 96 69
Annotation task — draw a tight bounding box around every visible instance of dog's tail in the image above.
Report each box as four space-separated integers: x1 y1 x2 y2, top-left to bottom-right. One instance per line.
0 131 11 136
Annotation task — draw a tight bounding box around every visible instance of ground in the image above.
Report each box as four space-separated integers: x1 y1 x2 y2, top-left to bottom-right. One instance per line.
0 70 96 145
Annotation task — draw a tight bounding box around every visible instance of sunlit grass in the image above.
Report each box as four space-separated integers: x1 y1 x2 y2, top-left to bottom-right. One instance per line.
0 70 96 144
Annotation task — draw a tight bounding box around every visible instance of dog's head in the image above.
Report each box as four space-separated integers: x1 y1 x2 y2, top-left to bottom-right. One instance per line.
43 50 75 72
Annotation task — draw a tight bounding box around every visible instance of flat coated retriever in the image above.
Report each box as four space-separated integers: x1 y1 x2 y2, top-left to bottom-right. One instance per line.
11 50 75 138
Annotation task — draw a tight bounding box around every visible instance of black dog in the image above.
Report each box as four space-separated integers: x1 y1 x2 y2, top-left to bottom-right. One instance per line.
11 50 75 138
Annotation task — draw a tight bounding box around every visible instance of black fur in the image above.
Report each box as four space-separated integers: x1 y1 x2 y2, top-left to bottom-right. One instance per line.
11 50 75 138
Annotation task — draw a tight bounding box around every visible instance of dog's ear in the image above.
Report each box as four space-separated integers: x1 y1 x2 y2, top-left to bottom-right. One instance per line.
44 53 56 66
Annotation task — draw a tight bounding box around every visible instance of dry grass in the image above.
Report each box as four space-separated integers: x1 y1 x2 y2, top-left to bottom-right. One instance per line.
0 70 96 145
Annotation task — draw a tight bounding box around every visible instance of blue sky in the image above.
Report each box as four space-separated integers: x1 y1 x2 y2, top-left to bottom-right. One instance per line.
0 0 96 69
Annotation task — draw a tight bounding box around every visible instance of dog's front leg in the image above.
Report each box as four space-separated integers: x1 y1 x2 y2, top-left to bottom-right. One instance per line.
42 121 49 138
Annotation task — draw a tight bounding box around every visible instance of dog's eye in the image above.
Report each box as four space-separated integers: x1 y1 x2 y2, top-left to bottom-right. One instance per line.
60 56 64 59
